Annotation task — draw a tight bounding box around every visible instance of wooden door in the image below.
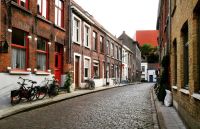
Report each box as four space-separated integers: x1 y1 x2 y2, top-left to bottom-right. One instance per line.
75 56 80 88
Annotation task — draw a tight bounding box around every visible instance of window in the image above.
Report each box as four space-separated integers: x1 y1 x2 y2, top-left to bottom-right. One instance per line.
116 46 119 59
11 28 28 69
13 0 29 9
84 58 90 78
93 61 99 79
181 22 189 89
115 46 117 58
142 66 145 72
111 64 114 78
84 23 91 48
93 31 97 51
106 40 109 55
55 0 64 27
119 48 121 60
100 36 104 53
73 15 81 43
173 39 177 85
106 63 109 78
37 0 49 19
111 43 114 57
37 37 48 71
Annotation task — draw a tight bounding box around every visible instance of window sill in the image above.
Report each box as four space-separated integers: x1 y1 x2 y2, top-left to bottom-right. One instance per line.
35 71 51 75
53 24 66 32
84 46 91 50
192 93 200 101
179 88 190 95
36 15 52 25
9 70 31 75
11 1 32 15
172 86 178 90
73 41 81 45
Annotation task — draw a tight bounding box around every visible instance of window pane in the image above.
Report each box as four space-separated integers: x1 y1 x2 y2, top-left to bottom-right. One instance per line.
12 28 26 46
85 68 88 77
12 48 26 69
37 53 46 70
58 9 61 26
20 0 26 7
37 38 46 51
55 0 59 6
37 0 42 13
43 0 47 18
55 8 58 25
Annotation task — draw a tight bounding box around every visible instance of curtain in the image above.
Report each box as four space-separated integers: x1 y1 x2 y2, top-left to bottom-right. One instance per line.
37 53 46 71
12 48 25 69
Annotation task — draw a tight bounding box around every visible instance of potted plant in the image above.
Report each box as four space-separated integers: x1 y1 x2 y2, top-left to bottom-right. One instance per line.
64 72 72 93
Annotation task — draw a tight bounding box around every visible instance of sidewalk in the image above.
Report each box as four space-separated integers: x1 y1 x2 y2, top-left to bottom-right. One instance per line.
152 89 187 129
0 83 133 120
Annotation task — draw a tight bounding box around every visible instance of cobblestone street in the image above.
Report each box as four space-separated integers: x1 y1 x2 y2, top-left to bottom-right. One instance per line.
0 83 154 129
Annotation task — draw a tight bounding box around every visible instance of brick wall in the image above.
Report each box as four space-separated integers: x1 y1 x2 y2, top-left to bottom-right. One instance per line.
170 0 200 128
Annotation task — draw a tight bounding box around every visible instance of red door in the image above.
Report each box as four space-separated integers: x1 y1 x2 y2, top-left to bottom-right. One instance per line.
55 44 63 83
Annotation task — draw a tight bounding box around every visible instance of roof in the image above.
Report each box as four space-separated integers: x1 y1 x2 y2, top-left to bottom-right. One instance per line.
135 30 158 47
118 31 139 52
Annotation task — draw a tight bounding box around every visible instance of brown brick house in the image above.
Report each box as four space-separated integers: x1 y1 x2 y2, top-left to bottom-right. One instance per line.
70 1 122 89
157 0 200 128
0 0 70 106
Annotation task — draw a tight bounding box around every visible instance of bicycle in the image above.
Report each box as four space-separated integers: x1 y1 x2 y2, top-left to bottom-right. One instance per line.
35 77 59 99
112 78 120 86
85 78 95 90
11 77 37 105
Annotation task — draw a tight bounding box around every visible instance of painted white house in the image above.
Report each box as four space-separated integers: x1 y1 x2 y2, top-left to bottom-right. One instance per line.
141 62 148 81
141 62 159 82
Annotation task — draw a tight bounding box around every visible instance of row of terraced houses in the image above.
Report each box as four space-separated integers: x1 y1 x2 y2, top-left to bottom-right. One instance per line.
157 0 200 128
0 0 141 108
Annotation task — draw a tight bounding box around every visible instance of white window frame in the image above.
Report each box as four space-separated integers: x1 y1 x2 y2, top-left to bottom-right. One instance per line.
84 56 91 79
83 22 91 48
72 14 82 44
93 60 100 79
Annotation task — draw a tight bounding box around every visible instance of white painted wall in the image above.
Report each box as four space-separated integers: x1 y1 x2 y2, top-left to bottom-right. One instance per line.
0 73 53 110
147 69 157 82
141 63 148 80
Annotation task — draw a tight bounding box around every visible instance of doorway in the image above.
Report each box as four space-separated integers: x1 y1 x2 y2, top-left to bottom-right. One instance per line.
75 56 80 89
54 43 63 83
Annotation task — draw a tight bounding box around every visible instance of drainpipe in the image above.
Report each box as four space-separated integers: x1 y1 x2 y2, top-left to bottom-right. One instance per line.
168 0 171 54
68 1 72 64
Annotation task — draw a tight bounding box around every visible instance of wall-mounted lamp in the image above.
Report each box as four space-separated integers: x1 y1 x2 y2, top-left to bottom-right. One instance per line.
48 42 51 45
34 37 38 41
28 35 32 39
7 29 12 32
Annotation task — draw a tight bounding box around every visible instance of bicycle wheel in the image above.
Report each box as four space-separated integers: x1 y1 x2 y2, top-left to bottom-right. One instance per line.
29 88 37 101
36 87 47 100
89 82 95 90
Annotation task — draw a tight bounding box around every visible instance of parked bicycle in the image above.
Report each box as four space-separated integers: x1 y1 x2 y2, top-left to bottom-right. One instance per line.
85 78 95 90
112 78 120 86
35 77 59 99
11 77 37 105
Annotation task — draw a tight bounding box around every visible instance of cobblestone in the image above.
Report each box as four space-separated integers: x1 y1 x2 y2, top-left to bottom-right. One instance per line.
0 83 154 129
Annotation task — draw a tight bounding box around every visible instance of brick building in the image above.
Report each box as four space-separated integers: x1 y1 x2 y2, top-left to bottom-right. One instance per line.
0 0 70 107
70 1 122 89
157 0 200 128
118 31 141 82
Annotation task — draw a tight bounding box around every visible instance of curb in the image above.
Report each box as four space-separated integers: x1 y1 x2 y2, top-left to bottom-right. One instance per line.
0 83 137 120
151 87 167 129
150 87 160 129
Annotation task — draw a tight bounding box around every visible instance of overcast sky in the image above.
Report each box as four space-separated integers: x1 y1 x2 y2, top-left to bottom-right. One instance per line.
73 0 159 38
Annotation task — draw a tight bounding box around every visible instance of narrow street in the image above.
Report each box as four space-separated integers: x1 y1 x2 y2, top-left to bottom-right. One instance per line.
0 83 155 129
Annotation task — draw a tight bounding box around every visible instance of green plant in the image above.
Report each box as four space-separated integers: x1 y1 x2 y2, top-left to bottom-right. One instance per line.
64 72 72 93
